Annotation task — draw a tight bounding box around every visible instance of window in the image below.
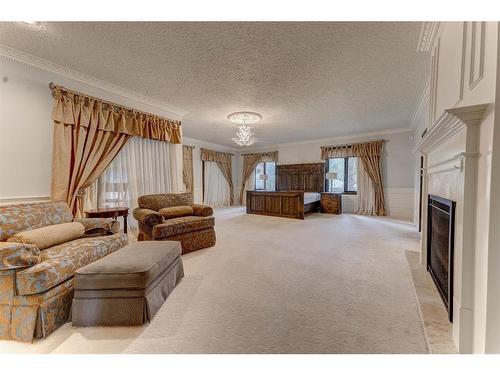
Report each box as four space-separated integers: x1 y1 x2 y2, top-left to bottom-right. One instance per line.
327 157 357 194
255 161 276 191
84 137 179 235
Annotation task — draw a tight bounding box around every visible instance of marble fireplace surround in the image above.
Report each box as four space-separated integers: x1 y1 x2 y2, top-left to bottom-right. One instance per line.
416 104 488 353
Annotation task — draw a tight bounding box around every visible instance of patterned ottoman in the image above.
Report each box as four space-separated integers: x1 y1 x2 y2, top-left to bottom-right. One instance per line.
72 241 184 326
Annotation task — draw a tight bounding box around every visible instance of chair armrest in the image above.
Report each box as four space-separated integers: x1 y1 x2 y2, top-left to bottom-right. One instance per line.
74 217 120 236
133 207 164 226
191 204 213 217
0 242 40 271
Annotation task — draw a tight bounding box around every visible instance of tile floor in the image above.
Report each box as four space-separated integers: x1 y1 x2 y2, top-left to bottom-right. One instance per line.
406 250 457 354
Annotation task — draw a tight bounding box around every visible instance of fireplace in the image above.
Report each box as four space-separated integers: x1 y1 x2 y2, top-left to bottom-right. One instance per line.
427 195 455 322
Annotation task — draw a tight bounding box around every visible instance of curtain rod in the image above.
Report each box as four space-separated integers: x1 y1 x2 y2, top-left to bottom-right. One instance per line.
320 139 386 149
48 82 181 124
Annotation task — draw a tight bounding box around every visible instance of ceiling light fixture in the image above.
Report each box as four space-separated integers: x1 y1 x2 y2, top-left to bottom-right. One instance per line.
228 111 261 147
232 125 257 147
227 111 262 125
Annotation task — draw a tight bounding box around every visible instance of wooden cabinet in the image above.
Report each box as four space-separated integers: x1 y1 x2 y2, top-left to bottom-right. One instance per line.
320 193 342 215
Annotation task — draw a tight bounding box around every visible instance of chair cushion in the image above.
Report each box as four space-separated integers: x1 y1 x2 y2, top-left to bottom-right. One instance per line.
75 241 181 290
0 242 40 271
159 206 194 219
8 222 85 250
152 216 215 239
15 233 128 295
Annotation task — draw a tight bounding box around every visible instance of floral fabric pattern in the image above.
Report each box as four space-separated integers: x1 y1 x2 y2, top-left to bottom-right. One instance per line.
191 204 213 217
73 217 120 237
0 243 40 270
158 228 216 254
136 193 216 254
0 201 129 341
152 216 215 239
0 279 74 341
0 201 73 241
16 233 128 295
138 193 193 212
133 208 164 226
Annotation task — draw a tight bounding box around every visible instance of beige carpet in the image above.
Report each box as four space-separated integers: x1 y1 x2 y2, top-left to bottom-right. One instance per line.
0 207 428 354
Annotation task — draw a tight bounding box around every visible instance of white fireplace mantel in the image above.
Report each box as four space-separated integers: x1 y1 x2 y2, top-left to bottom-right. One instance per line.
416 103 488 353
415 104 488 154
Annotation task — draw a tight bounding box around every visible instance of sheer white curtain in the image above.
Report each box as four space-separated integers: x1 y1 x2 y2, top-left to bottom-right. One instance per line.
203 161 231 208
84 136 183 236
355 158 376 215
242 169 256 206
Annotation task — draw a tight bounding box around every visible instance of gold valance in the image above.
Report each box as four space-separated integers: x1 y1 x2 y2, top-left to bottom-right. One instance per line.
200 148 234 162
241 151 279 163
320 140 384 159
49 83 182 144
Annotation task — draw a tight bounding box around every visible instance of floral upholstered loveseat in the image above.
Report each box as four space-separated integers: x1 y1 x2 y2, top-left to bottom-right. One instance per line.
133 193 215 254
0 201 128 341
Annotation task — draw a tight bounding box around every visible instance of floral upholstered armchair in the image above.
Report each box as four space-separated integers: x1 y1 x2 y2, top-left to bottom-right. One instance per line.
133 193 216 254
0 201 128 341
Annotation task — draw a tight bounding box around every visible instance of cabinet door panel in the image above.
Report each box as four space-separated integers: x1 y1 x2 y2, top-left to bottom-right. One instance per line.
251 195 265 212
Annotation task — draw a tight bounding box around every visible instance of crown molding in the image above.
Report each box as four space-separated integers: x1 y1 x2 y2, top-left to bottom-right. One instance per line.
243 127 413 153
0 44 188 118
182 136 240 154
417 22 440 52
409 76 430 129
415 104 488 154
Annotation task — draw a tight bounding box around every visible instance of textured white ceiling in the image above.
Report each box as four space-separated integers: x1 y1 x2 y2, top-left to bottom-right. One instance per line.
0 22 429 147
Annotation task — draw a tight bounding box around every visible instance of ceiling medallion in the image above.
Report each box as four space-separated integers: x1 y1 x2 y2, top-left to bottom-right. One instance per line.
228 111 261 147
227 111 262 125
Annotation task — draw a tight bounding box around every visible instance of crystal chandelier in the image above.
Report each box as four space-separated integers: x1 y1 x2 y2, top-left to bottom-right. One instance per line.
232 125 256 147
228 111 261 147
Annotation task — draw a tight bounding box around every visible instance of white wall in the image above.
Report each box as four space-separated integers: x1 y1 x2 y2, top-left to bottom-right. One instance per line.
245 129 416 220
0 54 242 208
413 21 500 353
0 56 182 204
183 136 241 205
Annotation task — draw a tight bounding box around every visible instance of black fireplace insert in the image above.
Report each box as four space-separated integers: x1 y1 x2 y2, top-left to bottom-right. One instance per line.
427 195 455 322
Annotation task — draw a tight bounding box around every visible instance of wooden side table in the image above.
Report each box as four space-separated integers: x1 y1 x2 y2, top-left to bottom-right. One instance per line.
84 207 129 234
320 193 342 215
